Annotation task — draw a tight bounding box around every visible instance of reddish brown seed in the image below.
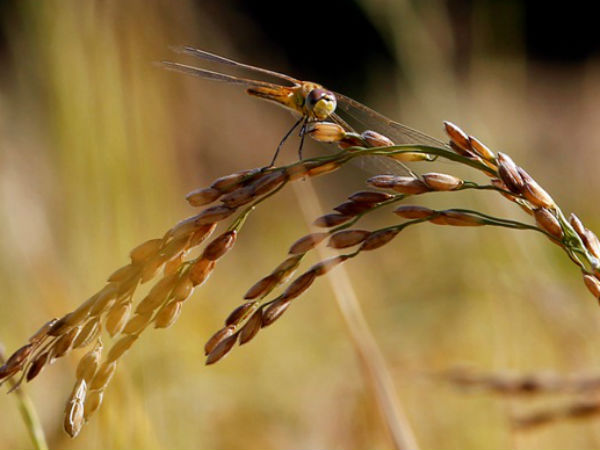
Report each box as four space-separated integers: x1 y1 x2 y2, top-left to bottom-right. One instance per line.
348 190 393 204
225 302 258 326
189 223 218 247
52 327 81 359
360 229 400 250
169 216 205 240
194 205 236 225
569 213 586 238
239 310 263 345
262 299 292 327
244 275 278 300
204 326 235 356
186 187 222 206
490 178 518 201
328 230 371 249
205 334 237 365
440 212 486 227
333 201 372 216
390 177 430 195
443 122 472 152
584 230 600 259
26 352 49 382
422 173 464 191
203 230 237 261
518 168 555 209
469 136 496 161
497 153 524 193
282 271 317 300
366 174 401 188
3 344 33 370
313 213 352 228
583 274 600 299
220 186 255 208
28 319 58 344
306 122 347 143
288 232 328 254
309 255 348 276
394 205 436 219
130 239 163 264
534 208 564 240
211 172 251 193
188 258 216 286
361 130 394 147
250 170 287 197
48 315 73 337
337 133 365 149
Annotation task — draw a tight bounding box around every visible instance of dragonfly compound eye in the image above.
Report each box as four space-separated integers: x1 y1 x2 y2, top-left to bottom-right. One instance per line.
306 88 337 120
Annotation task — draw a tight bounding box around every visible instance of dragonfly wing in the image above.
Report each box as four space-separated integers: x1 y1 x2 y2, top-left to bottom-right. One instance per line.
172 46 300 86
333 92 448 148
161 62 287 90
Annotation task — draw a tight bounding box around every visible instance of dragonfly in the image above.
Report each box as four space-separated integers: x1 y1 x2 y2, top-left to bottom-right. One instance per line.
162 46 447 173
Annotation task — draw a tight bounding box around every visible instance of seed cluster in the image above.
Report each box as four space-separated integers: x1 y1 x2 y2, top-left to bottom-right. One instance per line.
1 119 599 437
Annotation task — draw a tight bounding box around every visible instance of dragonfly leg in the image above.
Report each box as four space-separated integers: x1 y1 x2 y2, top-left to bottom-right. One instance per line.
297 118 310 160
268 116 304 167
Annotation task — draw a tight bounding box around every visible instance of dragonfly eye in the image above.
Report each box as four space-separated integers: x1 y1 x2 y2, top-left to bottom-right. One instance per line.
306 88 337 120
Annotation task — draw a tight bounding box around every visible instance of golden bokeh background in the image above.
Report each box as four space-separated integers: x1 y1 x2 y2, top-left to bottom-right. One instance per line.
1 1 600 448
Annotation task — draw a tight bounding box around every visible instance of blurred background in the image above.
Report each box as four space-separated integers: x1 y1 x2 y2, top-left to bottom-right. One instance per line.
1 0 600 448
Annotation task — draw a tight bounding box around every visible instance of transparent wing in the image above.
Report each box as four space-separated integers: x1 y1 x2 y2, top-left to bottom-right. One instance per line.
172 46 300 86
333 91 448 148
161 61 287 90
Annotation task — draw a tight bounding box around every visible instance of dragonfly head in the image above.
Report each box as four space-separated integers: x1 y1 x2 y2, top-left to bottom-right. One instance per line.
305 88 337 120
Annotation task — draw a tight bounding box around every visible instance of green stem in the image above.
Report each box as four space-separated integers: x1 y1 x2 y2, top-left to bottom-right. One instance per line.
0 347 48 450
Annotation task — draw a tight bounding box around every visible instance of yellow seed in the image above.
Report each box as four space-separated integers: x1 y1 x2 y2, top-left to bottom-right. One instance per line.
388 151 432 162
141 255 166 283
189 259 216 286
122 312 153 335
73 319 100 349
76 342 102 383
154 301 183 329
307 161 341 177
469 136 495 161
107 335 138 363
172 277 194 301
83 389 104 421
107 264 138 283
130 238 163 264
136 273 178 314
105 302 132 337
64 380 86 438
90 361 117 391
90 284 118 316
307 122 347 143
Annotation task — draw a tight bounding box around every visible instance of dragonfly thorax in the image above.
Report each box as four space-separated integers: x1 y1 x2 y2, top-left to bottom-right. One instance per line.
304 87 337 121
